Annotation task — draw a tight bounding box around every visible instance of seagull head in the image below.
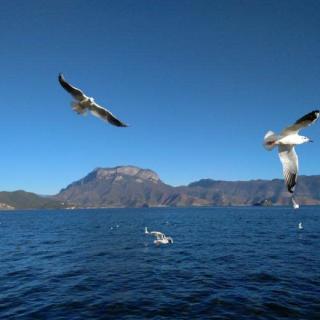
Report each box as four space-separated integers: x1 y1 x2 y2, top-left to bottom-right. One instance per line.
300 136 313 143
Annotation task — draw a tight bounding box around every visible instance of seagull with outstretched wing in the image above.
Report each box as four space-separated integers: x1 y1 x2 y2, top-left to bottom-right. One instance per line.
263 110 319 208
58 73 128 127
144 227 173 245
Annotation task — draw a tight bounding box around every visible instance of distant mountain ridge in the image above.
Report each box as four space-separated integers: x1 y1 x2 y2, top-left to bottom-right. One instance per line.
2 166 320 210
56 166 320 208
0 190 66 210
184 176 320 206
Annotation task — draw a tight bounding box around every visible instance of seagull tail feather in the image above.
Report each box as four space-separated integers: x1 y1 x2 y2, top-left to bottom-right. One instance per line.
263 131 278 150
71 102 86 115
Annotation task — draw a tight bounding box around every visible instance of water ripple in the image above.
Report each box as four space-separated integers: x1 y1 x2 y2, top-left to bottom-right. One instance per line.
1 207 320 319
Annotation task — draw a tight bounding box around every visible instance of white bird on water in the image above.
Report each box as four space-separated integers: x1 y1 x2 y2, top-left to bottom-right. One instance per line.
263 110 319 208
298 222 303 230
145 227 173 245
58 73 128 127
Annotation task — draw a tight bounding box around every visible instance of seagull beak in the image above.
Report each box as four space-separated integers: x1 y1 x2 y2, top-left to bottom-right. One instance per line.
309 139 314 143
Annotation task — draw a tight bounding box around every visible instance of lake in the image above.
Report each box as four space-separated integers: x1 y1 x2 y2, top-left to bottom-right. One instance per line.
0 207 319 319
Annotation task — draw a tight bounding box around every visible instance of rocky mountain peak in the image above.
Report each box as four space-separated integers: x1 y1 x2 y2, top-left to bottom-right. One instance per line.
93 166 160 183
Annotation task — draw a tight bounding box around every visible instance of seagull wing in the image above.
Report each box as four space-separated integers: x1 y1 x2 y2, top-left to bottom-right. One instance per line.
90 102 128 127
150 231 164 239
58 73 87 101
281 110 320 136
278 145 299 193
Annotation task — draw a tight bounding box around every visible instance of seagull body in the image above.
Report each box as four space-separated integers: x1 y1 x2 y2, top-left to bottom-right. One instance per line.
58 73 128 127
277 134 308 146
263 110 319 207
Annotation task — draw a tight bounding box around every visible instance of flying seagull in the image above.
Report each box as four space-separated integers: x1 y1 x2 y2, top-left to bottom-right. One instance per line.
58 73 128 127
263 110 319 208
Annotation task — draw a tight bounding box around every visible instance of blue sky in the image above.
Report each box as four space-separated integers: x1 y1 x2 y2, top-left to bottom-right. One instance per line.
1 0 320 194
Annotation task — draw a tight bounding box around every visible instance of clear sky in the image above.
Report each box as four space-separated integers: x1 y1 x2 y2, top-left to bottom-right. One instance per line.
1 0 320 194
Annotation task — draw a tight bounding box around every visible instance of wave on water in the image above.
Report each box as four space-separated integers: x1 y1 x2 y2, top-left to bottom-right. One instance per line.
0 207 320 319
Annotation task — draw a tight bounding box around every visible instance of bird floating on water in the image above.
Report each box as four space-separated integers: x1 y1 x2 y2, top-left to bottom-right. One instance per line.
298 222 303 230
145 227 173 245
58 73 128 127
263 110 319 209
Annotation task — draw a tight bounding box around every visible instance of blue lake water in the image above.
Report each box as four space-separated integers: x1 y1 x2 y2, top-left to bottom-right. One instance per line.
0 207 320 319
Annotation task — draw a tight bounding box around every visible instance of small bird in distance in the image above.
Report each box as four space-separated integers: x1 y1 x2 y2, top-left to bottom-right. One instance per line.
58 73 128 127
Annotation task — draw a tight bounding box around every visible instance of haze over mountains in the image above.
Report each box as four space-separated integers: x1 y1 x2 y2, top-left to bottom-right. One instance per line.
1 165 320 210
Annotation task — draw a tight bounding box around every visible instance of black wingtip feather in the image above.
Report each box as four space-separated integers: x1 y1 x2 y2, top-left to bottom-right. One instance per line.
295 110 320 124
58 73 78 95
286 173 297 193
113 121 128 128
58 73 65 85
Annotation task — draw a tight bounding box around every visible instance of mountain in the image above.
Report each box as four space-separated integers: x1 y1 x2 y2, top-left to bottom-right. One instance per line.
2 166 320 209
184 177 320 205
56 165 320 208
0 190 66 210
57 166 205 208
